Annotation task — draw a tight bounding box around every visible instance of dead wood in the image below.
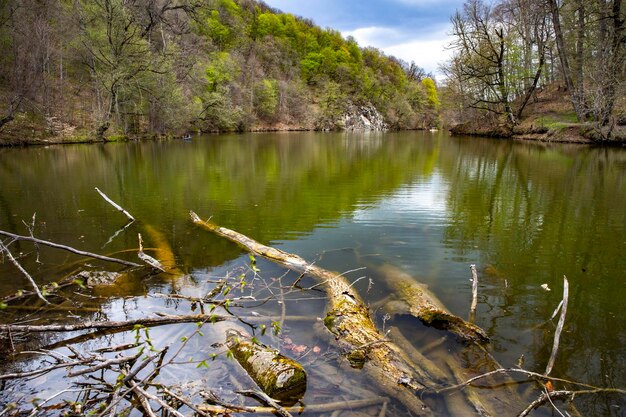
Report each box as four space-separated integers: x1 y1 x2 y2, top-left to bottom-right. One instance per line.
545 276 569 376
372 263 488 343
0 313 229 334
0 240 49 304
190 211 438 414
95 187 135 221
138 233 166 271
0 229 141 267
208 320 307 406
199 396 389 414
470 264 478 320
237 389 294 417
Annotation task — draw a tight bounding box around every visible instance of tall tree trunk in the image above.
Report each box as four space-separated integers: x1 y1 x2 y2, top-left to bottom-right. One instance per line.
496 28 516 124
600 0 625 127
548 0 587 121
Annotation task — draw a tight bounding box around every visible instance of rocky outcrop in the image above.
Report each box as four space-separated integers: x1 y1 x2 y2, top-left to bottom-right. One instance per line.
342 103 387 131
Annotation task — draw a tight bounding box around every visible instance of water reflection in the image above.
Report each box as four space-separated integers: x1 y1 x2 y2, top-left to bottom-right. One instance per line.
1 132 624 415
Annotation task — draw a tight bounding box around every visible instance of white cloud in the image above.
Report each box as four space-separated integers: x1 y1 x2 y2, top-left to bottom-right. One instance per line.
343 26 403 48
343 25 453 78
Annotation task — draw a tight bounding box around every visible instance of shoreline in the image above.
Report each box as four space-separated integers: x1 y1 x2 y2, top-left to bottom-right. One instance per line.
2 124 625 148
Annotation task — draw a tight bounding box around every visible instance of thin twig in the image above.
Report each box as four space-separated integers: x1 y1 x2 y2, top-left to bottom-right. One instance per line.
545 276 569 376
0 230 141 267
237 389 293 417
67 351 143 377
199 397 388 414
95 187 135 221
543 386 566 417
27 388 84 417
126 379 186 417
517 389 625 417
0 240 49 304
22 213 41 263
161 387 211 417
433 368 618 394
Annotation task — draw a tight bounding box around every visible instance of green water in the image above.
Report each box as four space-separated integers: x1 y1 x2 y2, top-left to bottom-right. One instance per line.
0 131 624 415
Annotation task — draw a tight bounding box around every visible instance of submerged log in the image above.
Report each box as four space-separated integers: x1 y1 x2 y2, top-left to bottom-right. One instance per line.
373 263 488 343
190 211 439 414
371 263 525 414
224 327 307 406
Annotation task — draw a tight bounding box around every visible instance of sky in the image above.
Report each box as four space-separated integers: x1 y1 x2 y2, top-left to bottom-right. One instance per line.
262 0 465 78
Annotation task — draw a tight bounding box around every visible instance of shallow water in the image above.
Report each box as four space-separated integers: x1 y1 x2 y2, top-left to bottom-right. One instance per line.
0 131 624 415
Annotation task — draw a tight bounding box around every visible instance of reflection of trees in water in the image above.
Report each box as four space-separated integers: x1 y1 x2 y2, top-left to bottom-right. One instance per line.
438 136 626 414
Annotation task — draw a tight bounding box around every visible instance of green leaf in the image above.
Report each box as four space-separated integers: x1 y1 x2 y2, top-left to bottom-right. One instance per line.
272 321 282 336
196 360 210 369
73 278 86 289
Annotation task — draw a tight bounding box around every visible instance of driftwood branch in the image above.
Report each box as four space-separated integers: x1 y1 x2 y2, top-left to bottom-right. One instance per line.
545 276 569 376
470 264 478 318
237 389 293 417
199 396 389 414
95 187 135 221
0 240 49 304
0 230 141 267
0 313 228 334
138 233 166 272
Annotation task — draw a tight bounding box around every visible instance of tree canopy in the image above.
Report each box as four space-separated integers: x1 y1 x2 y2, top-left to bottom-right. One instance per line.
0 0 438 141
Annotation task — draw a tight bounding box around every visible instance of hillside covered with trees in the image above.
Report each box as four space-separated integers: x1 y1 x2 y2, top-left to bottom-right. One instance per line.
441 0 625 142
0 0 440 144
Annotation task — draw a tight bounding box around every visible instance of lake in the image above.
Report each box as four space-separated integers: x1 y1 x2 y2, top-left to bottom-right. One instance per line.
0 131 625 416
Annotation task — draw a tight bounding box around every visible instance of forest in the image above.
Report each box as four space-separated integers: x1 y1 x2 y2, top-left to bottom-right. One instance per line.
0 0 440 144
442 0 625 142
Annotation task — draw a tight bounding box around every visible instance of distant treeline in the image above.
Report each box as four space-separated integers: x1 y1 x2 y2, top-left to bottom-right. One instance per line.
0 0 440 141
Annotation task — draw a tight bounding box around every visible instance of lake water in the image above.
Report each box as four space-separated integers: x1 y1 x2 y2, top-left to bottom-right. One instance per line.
0 131 624 416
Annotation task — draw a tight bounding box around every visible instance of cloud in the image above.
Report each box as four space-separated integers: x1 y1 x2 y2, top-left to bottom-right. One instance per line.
343 24 453 78
343 27 404 48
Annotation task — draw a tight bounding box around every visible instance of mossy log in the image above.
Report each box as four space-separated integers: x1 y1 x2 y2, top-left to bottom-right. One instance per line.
373 263 488 343
373 263 526 415
190 211 438 414
225 328 307 406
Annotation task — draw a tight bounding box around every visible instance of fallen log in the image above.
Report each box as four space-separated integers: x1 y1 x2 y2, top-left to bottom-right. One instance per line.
372 263 488 343
370 262 525 414
212 321 307 406
190 211 439 414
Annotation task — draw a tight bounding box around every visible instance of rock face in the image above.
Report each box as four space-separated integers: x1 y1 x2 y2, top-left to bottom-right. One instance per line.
342 103 387 131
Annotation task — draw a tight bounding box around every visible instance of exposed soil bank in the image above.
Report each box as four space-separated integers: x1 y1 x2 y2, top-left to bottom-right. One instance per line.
448 86 626 146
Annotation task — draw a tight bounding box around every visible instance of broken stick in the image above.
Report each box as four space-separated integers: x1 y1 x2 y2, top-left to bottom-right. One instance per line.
0 230 140 267
95 187 135 221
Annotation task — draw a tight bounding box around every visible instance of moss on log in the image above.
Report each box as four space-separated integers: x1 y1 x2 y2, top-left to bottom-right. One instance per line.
226 329 307 406
373 263 488 343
